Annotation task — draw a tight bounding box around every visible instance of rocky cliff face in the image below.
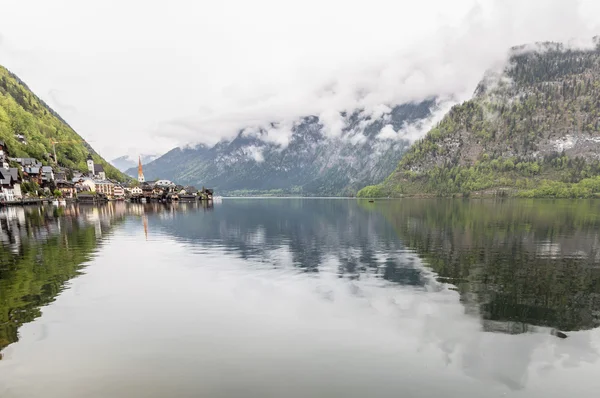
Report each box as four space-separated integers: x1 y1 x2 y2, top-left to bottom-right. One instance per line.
360 41 600 198
128 100 437 195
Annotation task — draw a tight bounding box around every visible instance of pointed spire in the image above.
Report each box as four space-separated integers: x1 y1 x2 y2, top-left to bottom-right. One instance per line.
137 155 145 183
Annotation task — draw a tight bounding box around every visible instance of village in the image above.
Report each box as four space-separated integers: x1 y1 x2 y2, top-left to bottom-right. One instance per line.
0 140 213 205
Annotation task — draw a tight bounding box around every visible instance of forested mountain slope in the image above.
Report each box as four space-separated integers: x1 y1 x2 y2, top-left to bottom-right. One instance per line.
128 100 437 196
0 66 125 180
359 41 600 198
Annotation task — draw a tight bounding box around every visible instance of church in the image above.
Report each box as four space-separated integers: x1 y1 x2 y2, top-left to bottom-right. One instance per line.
87 154 106 180
138 156 145 183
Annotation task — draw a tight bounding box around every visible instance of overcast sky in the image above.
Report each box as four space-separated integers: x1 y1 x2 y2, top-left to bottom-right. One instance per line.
1 0 599 159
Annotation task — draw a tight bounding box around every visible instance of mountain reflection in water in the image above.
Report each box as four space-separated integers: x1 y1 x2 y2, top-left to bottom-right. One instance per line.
0 199 599 397
376 199 600 334
0 204 126 357
151 199 600 334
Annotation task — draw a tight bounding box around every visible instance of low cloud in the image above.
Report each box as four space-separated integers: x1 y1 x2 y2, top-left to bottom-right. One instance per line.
158 0 599 151
245 146 265 163
1 0 599 158
374 99 454 142
377 125 398 141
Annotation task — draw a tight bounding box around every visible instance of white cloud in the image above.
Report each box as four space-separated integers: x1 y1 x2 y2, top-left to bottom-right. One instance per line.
245 146 265 163
318 109 347 139
263 121 295 148
399 100 456 142
378 125 398 141
0 0 598 158
364 104 393 122
375 99 455 142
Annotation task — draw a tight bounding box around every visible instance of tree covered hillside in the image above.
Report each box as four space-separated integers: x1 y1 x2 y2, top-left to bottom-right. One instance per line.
0 66 125 180
359 41 600 198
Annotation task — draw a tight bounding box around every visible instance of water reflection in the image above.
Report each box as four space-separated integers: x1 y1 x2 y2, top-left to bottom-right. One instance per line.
150 199 431 285
373 199 600 334
1 199 600 396
0 204 126 357
120 199 600 393
125 199 600 336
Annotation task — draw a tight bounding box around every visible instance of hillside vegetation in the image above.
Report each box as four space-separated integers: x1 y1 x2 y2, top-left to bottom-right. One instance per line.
0 66 125 180
359 41 600 198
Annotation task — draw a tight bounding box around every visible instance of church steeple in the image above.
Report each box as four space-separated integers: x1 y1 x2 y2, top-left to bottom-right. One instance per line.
138 156 145 183
87 154 94 174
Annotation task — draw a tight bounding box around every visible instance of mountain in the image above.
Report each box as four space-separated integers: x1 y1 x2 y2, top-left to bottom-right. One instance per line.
127 100 437 195
111 154 160 173
0 65 126 180
359 41 600 198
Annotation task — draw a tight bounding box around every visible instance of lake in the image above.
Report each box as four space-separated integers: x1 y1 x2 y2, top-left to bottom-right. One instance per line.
1 199 600 397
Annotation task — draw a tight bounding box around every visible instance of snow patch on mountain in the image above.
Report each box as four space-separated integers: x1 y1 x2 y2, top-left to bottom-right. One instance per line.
127 98 439 195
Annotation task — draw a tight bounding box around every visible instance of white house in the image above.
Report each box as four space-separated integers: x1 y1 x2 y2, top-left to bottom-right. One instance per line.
79 178 96 192
0 168 22 202
126 186 143 195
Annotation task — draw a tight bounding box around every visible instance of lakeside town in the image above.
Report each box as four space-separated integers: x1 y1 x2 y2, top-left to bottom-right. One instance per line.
0 139 214 205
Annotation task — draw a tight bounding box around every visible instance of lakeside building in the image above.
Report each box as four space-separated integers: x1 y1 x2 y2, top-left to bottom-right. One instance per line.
41 166 55 184
0 168 21 202
2 143 210 203
76 178 96 193
56 180 76 198
87 154 106 180
113 185 125 198
126 186 143 195
95 180 115 197
0 143 22 202
155 180 177 192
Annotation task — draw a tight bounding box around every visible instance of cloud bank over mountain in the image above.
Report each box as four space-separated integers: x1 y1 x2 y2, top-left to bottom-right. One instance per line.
0 0 599 157
158 0 600 150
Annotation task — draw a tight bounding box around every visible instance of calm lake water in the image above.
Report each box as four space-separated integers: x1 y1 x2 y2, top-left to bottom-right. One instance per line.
1 199 600 397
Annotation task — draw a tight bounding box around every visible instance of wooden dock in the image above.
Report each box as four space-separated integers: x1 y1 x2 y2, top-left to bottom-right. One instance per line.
130 194 214 203
0 198 51 207
78 194 108 204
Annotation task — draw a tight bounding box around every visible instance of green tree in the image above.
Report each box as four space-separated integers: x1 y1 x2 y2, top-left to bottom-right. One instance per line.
0 65 127 181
